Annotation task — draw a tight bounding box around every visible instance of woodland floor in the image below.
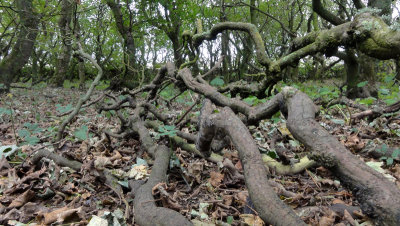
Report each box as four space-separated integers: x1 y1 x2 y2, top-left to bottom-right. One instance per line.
0 82 400 225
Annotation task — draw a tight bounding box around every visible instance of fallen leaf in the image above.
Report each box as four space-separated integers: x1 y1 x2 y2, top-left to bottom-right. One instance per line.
239 214 264 226
209 171 224 187
38 206 83 225
94 156 112 170
9 189 35 208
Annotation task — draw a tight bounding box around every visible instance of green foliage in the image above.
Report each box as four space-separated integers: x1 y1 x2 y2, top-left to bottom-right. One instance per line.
357 81 368 88
358 97 376 106
169 153 181 168
226 216 234 225
74 125 90 141
378 144 400 166
157 125 177 138
160 85 179 100
0 107 12 117
95 80 110 90
17 123 43 145
56 104 73 114
210 76 224 87
243 96 266 106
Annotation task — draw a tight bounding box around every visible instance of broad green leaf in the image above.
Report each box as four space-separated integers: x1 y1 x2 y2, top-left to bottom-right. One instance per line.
227 216 234 224
392 149 400 158
243 96 257 105
56 104 73 114
18 129 31 138
357 81 368 88
74 125 89 140
0 107 12 116
210 76 224 86
379 88 390 95
319 87 331 95
359 97 376 106
24 136 40 145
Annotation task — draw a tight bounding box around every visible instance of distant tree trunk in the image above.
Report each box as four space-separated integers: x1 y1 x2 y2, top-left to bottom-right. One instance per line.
167 31 183 68
74 15 86 89
344 50 362 99
78 59 85 89
239 0 256 78
31 50 39 84
0 0 38 92
106 0 137 84
51 0 74 87
220 0 231 82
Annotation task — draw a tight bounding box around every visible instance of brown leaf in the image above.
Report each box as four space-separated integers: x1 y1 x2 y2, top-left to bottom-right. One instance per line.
236 191 248 206
209 171 224 187
234 160 242 171
345 134 365 151
332 199 346 205
319 215 335 226
8 189 35 208
343 209 357 226
38 206 83 225
239 214 264 226
223 195 233 206
94 156 112 170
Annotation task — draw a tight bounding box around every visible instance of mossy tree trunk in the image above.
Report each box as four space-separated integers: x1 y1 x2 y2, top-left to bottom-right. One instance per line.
0 0 38 92
106 0 138 85
51 0 74 87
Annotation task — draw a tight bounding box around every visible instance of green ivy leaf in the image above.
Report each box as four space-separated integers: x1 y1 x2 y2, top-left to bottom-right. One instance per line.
18 129 31 138
379 88 390 95
74 125 89 140
24 136 40 145
319 87 331 95
0 107 12 116
357 81 368 87
210 76 224 87
243 96 257 105
227 216 234 224
56 104 73 114
359 97 376 106
392 149 400 158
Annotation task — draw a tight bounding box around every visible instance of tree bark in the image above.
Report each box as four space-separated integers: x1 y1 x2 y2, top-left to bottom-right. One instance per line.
51 0 74 87
0 0 38 92
106 0 137 83
282 87 400 225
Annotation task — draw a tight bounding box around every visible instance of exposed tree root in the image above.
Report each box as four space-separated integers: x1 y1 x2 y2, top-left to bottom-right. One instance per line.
130 115 192 226
281 87 400 225
262 155 317 175
175 66 400 224
30 149 82 171
196 99 306 226
55 45 104 142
